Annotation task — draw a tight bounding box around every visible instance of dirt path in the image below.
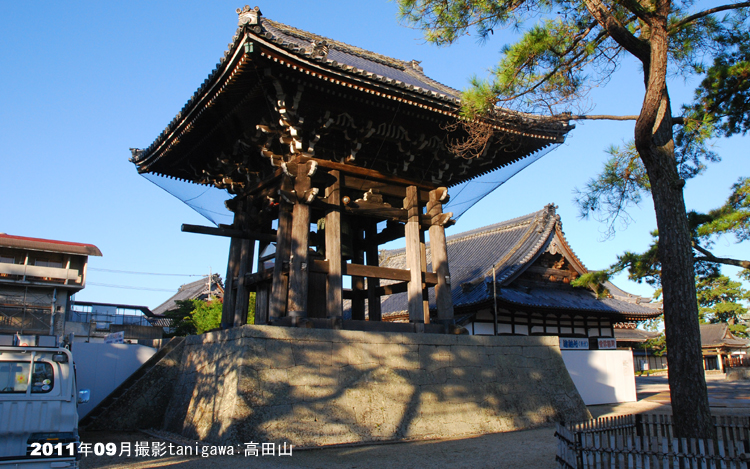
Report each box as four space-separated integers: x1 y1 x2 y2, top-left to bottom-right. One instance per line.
79 426 558 469
80 374 750 469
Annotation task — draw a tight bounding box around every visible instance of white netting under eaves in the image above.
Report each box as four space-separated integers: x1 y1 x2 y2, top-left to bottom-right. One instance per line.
443 143 560 220
140 143 559 227
142 173 233 227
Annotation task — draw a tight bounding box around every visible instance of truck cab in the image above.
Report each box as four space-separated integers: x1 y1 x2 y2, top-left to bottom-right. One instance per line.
0 334 88 469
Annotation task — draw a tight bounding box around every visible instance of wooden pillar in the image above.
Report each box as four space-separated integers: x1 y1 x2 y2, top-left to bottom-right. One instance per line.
233 225 255 327
365 221 381 321
428 187 454 327
420 229 430 324
287 162 313 317
269 176 294 319
325 170 343 318
404 185 424 323
254 220 272 325
351 220 366 320
221 199 244 329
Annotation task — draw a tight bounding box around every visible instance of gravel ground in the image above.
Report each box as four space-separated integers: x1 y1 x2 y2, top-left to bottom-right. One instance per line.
79 427 558 469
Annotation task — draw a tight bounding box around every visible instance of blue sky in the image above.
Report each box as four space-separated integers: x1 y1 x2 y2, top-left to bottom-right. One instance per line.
2 1 748 310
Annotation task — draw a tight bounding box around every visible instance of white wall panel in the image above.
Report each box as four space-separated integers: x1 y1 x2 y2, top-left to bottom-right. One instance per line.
73 342 156 418
561 350 636 405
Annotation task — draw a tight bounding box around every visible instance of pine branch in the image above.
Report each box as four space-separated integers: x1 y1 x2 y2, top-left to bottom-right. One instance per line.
571 114 639 120
693 243 750 268
669 2 750 34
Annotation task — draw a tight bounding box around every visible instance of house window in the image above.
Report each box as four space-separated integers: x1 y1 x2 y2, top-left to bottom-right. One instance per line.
34 258 63 268
0 256 13 264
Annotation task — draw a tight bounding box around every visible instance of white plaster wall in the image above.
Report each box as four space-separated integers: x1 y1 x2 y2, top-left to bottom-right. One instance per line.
561 350 637 405
72 343 156 418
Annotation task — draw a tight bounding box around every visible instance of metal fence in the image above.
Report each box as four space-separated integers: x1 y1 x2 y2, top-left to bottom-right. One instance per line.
556 414 750 469
68 308 154 327
0 290 53 333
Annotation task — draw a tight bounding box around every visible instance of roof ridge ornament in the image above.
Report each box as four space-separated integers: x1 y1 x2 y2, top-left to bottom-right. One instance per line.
310 40 329 59
237 5 262 27
409 60 423 72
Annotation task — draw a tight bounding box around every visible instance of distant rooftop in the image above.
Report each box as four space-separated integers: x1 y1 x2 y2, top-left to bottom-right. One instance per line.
0 233 102 257
152 274 224 316
378 204 662 320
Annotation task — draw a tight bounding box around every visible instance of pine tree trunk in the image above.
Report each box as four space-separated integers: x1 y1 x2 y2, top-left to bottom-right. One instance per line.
634 17 714 440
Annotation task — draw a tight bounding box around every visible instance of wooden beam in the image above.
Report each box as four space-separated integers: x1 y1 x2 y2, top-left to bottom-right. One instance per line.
244 270 274 287
343 289 367 301
182 224 277 243
307 157 438 190
343 263 437 284
342 204 440 227
343 202 407 222
377 281 409 296
375 221 405 245
325 170 343 319
240 170 282 197
342 175 431 202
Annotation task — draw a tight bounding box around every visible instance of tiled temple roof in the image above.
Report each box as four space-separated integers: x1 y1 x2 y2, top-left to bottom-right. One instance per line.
700 323 750 349
379 204 662 320
152 274 224 316
131 6 571 185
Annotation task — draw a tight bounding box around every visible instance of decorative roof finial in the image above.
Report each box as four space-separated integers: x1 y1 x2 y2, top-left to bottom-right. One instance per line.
237 5 262 26
409 60 423 72
311 40 329 59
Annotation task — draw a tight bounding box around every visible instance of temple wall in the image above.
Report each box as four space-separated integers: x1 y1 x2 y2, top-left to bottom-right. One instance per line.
163 325 590 446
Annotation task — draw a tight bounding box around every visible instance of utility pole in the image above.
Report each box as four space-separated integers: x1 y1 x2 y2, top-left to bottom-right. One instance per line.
208 268 213 301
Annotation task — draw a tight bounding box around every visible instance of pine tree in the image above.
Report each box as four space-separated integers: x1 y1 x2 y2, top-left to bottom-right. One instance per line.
399 0 750 438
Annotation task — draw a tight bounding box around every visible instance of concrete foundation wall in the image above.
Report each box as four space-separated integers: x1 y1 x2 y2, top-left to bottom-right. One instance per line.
726 368 750 381
164 325 589 446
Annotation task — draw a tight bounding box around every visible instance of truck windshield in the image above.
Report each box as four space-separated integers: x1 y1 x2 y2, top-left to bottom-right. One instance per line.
0 362 54 393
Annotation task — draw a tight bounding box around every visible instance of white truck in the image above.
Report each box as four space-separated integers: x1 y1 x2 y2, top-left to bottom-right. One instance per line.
0 334 89 469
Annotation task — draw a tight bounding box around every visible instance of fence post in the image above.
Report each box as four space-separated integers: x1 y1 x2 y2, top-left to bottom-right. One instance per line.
636 414 644 437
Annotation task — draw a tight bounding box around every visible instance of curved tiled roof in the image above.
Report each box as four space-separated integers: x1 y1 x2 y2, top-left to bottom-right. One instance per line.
151 274 224 316
378 205 662 319
700 323 750 349
614 327 660 343
131 7 571 183
261 19 462 100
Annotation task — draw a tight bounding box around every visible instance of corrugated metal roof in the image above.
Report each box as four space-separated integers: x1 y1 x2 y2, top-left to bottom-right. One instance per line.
0 234 102 257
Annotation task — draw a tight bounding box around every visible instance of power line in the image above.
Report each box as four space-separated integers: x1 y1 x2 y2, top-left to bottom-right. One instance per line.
89 268 206 277
87 282 176 292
